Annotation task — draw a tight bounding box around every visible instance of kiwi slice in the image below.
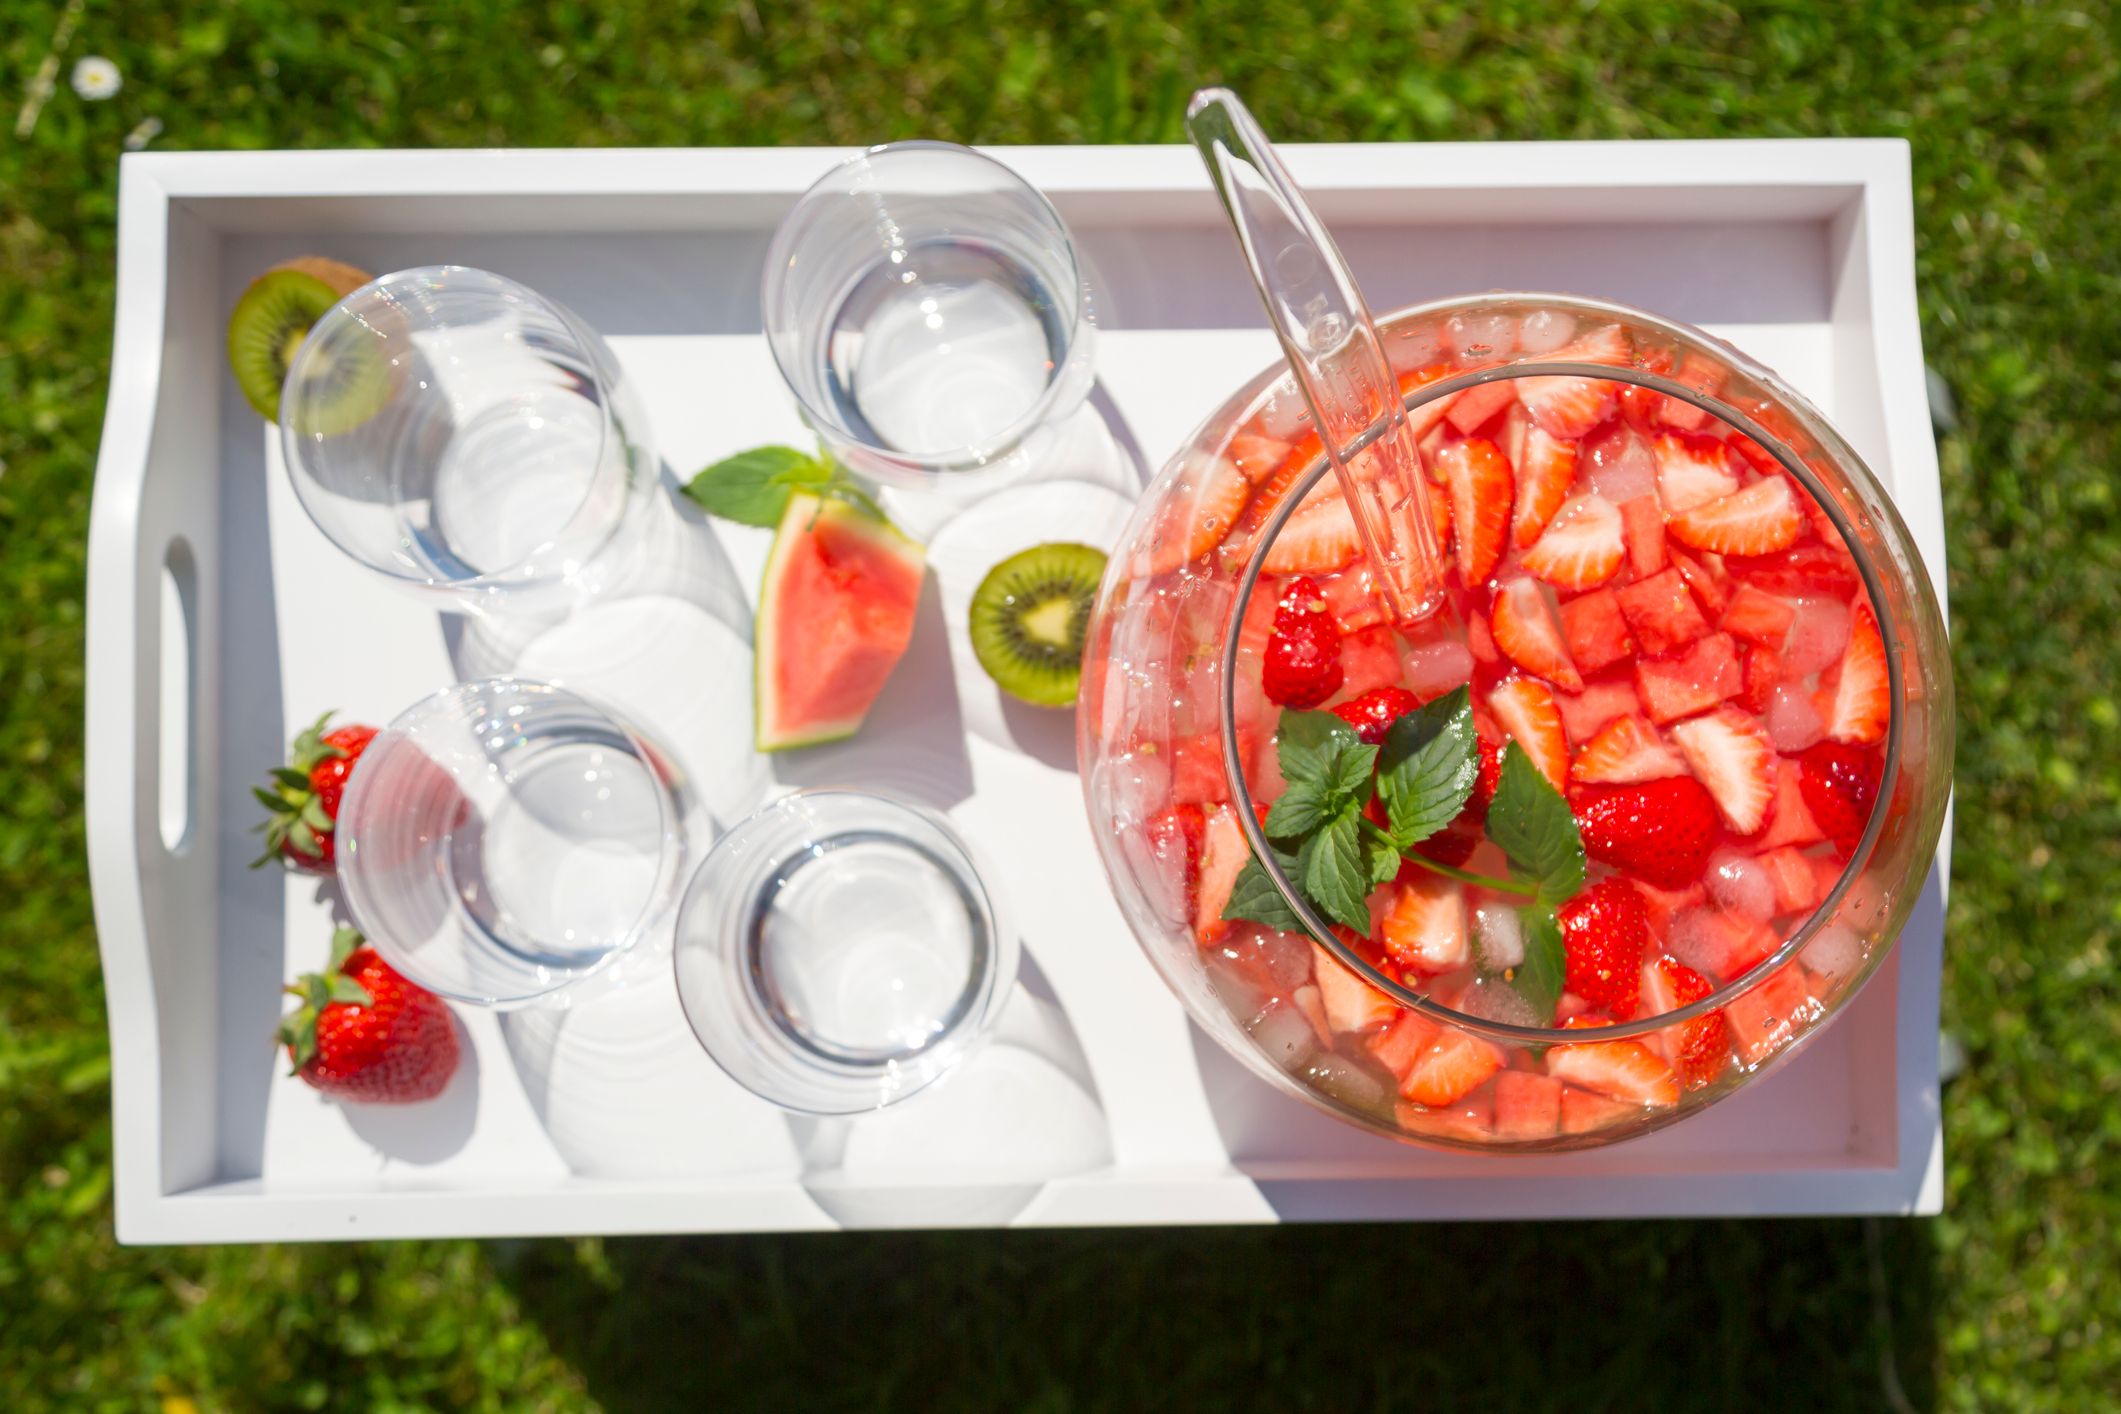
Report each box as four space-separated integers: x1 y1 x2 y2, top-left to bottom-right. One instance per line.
969 542 1108 707
227 257 386 433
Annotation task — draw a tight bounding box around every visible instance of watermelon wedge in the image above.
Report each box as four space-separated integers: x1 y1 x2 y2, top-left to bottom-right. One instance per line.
754 491 927 750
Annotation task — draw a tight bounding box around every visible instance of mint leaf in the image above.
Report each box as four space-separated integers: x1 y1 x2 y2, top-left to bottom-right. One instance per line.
1485 744 1586 903
1376 685 1478 844
1362 828 1402 888
1274 710 1360 789
1515 906 1566 1022
681 445 832 527
1301 809 1372 933
1324 739 1381 802
1221 858 1310 933
1264 778 1333 840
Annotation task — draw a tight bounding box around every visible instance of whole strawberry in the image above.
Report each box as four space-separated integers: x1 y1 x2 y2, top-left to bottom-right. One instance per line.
1571 775 1720 889
1559 879 1650 1017
278 927 459 1103
1655 957 1732 1089
1331 686 1422 744
1796 741 1881 857
252 712 376 872
1262 576 1344 708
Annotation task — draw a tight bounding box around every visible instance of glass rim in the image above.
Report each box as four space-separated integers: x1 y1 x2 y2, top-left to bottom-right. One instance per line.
669 786 1010 1114
279 264 631 593
337 675 679 1008
1215 291 1906 1045
758 140 1094 475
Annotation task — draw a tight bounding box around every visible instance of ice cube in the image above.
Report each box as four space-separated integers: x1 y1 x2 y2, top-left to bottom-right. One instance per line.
1706 850 1776 922
1205 953 1270 1021
1250 927 1315 990
1668 906 1735 978
1473 901 1526 970
1304 1052 1391 1113
1783 596 1852 677
1583 422 1658 503
1801 922 1866 985
1518 309 1579 355
1456 976 1543 1028
1402 636 1476 701
1246 997 1320 1071
1447 309 1518 358
1765 682 1827 753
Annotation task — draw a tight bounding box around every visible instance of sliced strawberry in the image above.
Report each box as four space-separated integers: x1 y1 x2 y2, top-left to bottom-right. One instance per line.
1559 587 1636 676
1822 599 1889 745
1511 426 1581 548
1330 685 1422 745
1547 1029 1680 1107
1439 438 1513 585
1522 493 1624 592
1641 956 1731 1088
1634 632 1743 726
1380 873 1470 973
1619 495 1668 579
1721 964 1820 1065
1445 377 1518 435
1669 547 1732 617
1797 740 1883 855
1571 776 1720 888
1757 758 1828 849
1311 943 1400 1034
1733 543 1860 597
1145 803 1206 921
1400 1023 1506 1106
1467 728 1506 818
1225 432 1296 486
1571 712 1686 785
1231 430 1324 537
1491 578 1584 692
1140 456 1252 575
1487 677 1570 789
1668 707 1777 834
1553 675 1645 744
1668 478 1805 557
1423 475 1453 562
1558 879 1650 1015
1518 375 1619 439
1720 583 1797 648
1652 433 1741 513
1263 492 1361 575
1493 1069 1565 1139
1193 803 1250 945
1615 567 1710 655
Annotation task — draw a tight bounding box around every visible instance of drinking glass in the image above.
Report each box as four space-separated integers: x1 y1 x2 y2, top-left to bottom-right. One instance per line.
671 789 1017 1113
337 677 700 1008
761 142 1096 492
280 266 658 617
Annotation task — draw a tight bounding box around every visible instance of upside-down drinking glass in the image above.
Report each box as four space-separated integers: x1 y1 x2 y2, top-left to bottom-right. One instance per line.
337 677 701 1008
761 142 1096 493
279 265 658 617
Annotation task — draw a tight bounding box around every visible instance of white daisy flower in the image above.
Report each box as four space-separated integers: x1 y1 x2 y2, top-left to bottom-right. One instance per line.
71 56 121 101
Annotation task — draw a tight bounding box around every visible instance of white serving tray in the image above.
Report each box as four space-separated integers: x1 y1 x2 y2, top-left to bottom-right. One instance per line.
87 141 1951 1244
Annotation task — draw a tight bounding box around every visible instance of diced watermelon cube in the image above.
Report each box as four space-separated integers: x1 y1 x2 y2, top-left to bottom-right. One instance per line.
1722 964 1820 1065
1368 1009 1439 1080
1396 1093 1495 1142
1721 584 1797 648
1634 632 1742 725
1559 588 1637 676
1616 568 1709 655
1757 846 1838 916
1553 675 1645 743
1171 730 1256 805
1493 1069 1564 1139
1336 624 1403 700
1619 496 1668 579
1445 378 1520 436
1559 1085 1635 1135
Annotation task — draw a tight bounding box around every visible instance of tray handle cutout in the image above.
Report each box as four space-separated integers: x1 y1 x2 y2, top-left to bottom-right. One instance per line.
158 538 197 854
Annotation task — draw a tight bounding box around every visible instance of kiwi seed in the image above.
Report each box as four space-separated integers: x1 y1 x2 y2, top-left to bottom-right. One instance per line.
968 542 1109 707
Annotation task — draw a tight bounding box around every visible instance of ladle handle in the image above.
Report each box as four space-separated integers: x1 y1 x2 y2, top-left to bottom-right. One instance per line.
1185 87 1448 623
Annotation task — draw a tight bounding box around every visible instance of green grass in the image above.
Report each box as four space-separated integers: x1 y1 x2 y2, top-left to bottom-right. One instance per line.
3 1 2118 1408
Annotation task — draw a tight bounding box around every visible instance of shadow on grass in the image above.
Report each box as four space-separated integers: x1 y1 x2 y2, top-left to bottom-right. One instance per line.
494 1217 1937 1411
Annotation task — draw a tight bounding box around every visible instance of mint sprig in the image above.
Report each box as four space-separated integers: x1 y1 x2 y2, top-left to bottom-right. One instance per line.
1221 688 1588 1025
681 444 884 527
